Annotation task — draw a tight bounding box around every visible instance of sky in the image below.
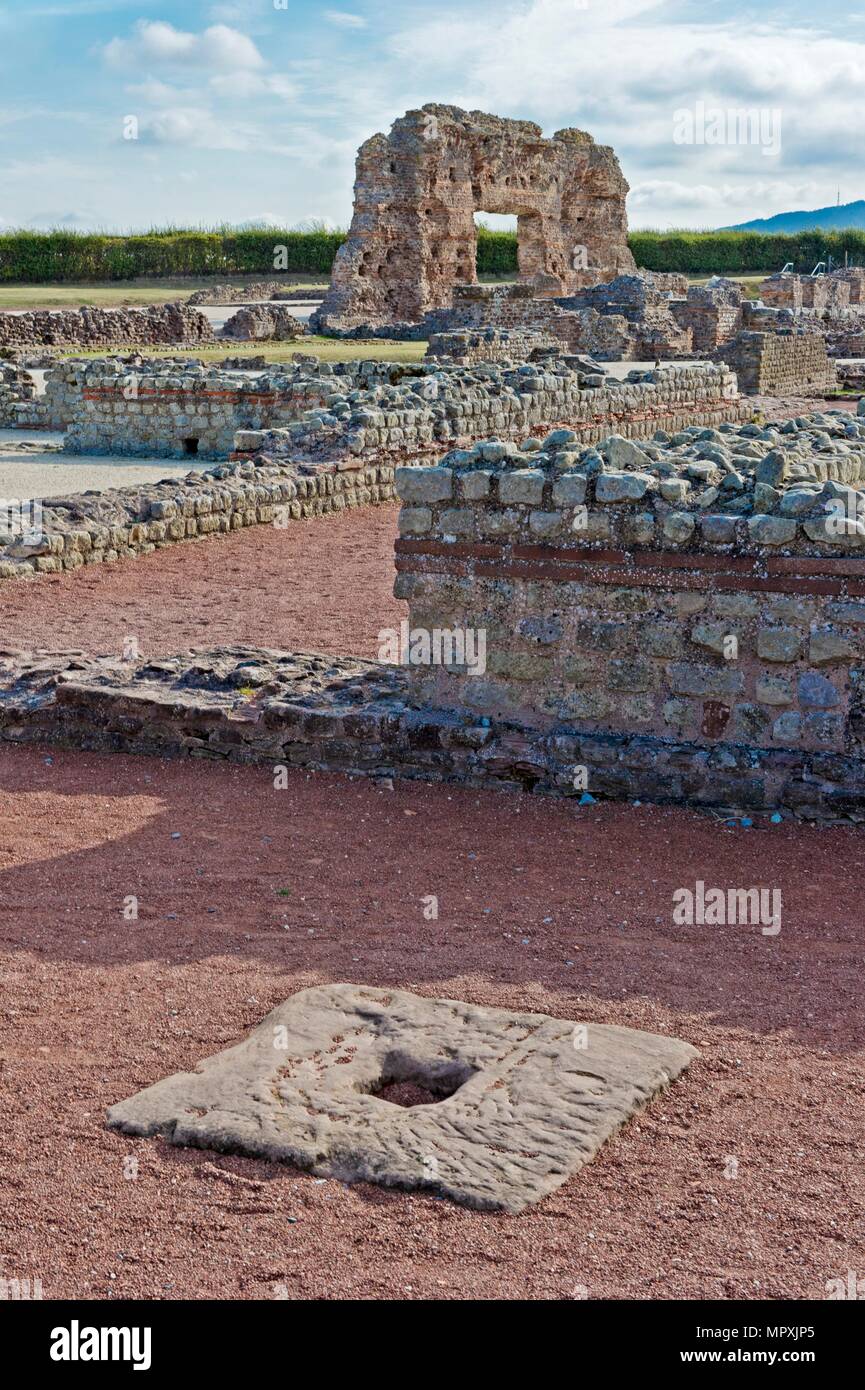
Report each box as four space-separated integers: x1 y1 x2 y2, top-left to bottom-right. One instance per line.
0 0 863 233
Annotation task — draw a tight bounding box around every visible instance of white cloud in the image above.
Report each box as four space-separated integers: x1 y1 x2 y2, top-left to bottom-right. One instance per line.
324 11 367 29
137 106 258 151
104 20 265 73
383 0 865 226
208 72 299 100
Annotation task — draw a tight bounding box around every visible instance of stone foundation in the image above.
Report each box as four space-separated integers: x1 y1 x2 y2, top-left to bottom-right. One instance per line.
187 281 307 306
0 302 214 350
2 636 865 820
425 327 559 364
718 331 836 397
0 454 396 580
56 356 748 462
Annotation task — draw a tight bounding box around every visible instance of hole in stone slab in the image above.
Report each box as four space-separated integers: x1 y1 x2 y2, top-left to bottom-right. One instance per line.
375 1081 440 1107
182 436 199 455
365 1052 477 1107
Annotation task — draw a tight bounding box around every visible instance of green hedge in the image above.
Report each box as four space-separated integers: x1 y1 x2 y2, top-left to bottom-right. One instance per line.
0 229 347 283
629 229 865 275
1 225 863 283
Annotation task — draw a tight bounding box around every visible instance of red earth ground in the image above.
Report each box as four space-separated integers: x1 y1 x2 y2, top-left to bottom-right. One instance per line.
0 501 863 1301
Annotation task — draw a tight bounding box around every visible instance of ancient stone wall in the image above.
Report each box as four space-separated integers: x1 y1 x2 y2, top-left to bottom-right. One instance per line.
0 451 396 580
314 105 635 330
388 407 865 814
760 270 856 313
8 407 865 818
429 275 752 361
835 268 865 305
670 280 745 354
0 303 214 350
425 328 559 364
221 305 307 341
187 282 304 305
719 331 836 396
59 359 371 458
0 364 44 427
424 283 589 351
56 357 748 461
250 361 748 464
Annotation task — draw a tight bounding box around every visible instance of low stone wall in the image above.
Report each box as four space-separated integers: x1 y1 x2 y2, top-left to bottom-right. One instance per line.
0 303 214 350
221 305 307 341
425 328 559 364
2 632 865 818
61 362 306 458
389 410 865 814
251 361 748 464
719 331 836 396
0 453 396 580
55 356 748 463
187 281 303 305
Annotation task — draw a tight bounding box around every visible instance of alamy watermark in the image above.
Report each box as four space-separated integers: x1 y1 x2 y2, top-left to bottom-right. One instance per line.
0 497 43 544
378 620 487 676
673 880 781 935
673 101 782 157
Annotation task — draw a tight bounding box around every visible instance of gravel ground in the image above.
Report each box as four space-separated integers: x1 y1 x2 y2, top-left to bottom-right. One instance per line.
0 504 405 660
0 744 862 1301
0 432 209 502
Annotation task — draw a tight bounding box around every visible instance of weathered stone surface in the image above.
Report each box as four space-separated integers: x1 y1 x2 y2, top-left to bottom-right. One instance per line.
52 355 746 463
3 643 865 818
221 305 307 342
0 302 213 350
315 105 635 330
187 282 306 306
106 983 697 1213
719 331 836 397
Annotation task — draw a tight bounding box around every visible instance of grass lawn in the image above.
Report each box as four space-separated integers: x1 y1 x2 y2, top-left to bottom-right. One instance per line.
0 275 329 310
59 335 428 365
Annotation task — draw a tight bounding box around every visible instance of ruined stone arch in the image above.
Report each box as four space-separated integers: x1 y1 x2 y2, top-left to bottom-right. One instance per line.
315 105 635 331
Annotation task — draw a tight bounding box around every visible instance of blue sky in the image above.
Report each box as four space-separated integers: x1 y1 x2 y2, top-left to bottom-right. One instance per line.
1 0 863 232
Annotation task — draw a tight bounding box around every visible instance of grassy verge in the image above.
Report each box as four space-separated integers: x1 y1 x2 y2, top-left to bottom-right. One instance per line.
0 276 329 310
59 335 428 365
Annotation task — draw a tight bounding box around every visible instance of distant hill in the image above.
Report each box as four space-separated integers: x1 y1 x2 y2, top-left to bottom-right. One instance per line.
724 201 865 233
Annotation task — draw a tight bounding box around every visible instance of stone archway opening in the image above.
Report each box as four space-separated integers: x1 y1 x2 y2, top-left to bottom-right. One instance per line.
314 105 635 332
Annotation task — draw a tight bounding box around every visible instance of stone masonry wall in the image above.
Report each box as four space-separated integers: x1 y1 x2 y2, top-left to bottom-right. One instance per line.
0 303 214 350
760 272 852 313
425 328 560 364
187 282 302 305
315 105 634 330
58 358 749 462
0 451 396 581
719 331 836 396
0 365 46 427
259 361 747 463
390 409 865 814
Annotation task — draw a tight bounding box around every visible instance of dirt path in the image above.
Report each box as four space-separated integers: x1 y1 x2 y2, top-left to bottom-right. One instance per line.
0 504 404 661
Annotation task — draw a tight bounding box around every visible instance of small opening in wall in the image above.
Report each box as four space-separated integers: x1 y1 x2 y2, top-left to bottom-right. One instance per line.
182 437 199 456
